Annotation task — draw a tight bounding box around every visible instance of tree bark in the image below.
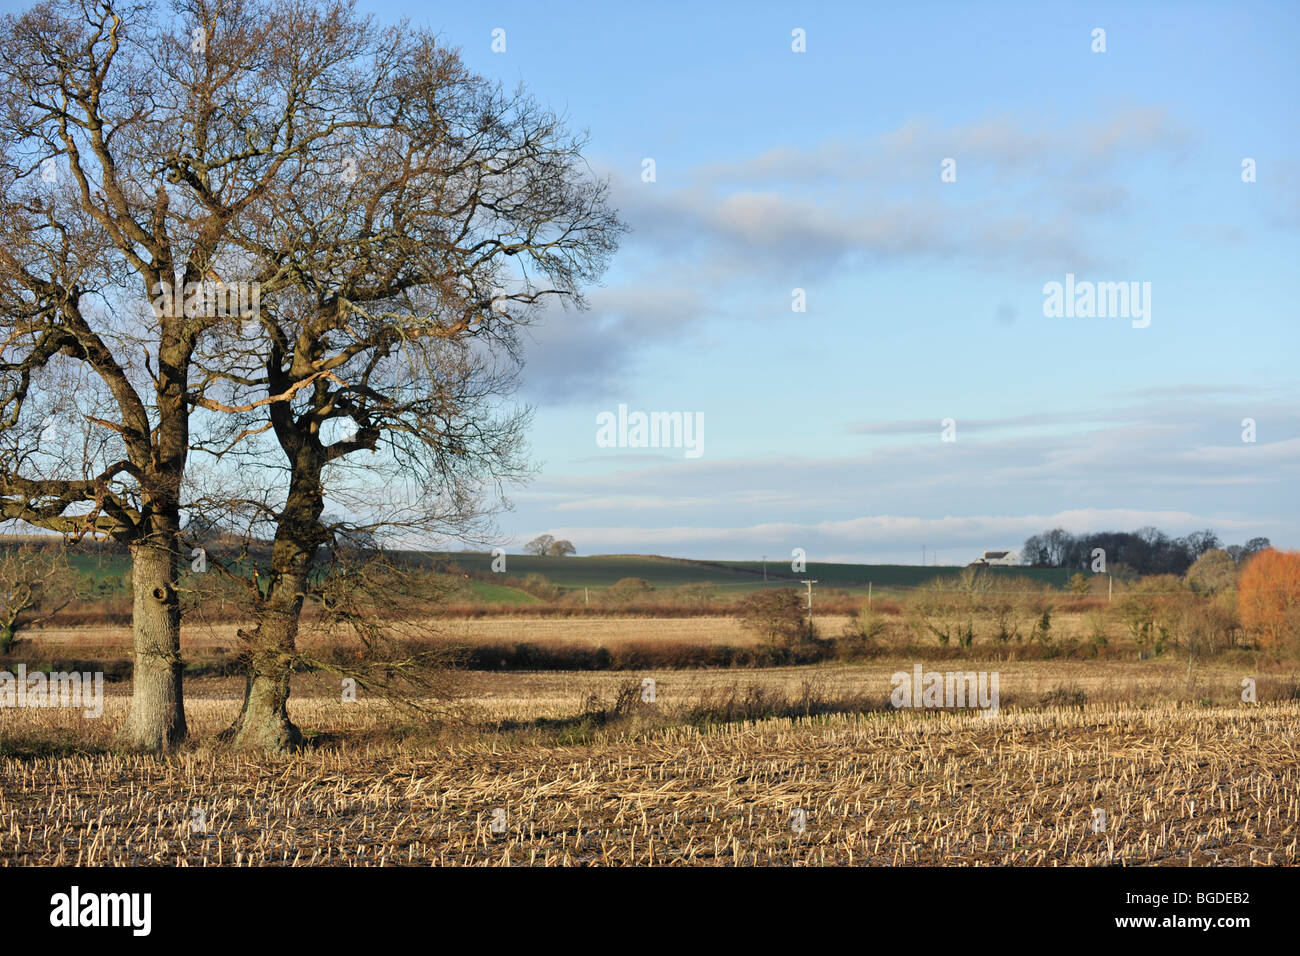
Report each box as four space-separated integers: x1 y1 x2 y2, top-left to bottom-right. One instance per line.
119 541 187 751
226 456 323 753
228 601 304 752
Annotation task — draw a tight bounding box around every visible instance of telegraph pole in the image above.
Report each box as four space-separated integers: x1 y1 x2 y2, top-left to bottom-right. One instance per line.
762 555 767 582
803 579 818 639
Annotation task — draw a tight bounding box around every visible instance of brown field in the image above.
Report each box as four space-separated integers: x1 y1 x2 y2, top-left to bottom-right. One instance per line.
23 614 794 656
2 649 1298 866
14 607 1177 660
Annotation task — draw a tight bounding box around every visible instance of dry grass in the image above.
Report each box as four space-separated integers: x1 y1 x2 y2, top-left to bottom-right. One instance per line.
1 657 1297 866
14 607 1254 663
22 615 794 656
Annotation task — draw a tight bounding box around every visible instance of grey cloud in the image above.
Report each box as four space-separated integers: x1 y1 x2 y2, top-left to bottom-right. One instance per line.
517 284 703 402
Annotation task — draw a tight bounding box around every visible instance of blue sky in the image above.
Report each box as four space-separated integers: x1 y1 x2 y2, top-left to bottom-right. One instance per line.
10 0 1294 563
365 0 1298 562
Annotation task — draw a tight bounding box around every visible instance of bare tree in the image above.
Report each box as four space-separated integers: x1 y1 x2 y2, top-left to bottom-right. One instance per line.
525 535 555 556
0 544 85 653
186 26 622 750
736 587 807 648
0 0 460 750
297 546 467 724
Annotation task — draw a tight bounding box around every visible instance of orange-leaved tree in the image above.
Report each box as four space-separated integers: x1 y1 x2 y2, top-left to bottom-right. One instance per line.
1237 549 1300 651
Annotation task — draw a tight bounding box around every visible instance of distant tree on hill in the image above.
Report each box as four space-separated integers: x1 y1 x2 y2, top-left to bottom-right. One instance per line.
547 539 576 557
1019 536 1049 566
525 535 555 556
1021 526 1268 577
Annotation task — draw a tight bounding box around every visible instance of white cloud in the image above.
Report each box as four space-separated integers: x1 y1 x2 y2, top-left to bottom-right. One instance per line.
1177 436 1300 464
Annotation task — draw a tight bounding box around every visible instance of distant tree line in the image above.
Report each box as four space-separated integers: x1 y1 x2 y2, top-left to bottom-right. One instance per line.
1020 527 1271 576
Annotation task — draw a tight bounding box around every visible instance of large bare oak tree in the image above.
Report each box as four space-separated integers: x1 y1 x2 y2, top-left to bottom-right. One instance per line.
196 26 622 751
0 0 454 749
2 0 621 752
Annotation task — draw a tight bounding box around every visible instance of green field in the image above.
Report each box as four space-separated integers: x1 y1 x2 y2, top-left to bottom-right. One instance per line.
409 552 768 590
456 578 543 605
414 552 1073 596
24 544 1074 603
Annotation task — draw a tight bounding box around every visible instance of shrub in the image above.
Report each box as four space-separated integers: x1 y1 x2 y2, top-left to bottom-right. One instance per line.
1186 549 1238 594
605 577 654 604
736 587 809 648
842 606 888 649
907 580 979 648
672 582 719 607
1116 575 1186 656
1039 684 1087 708
835 607 890 659
988 598 1022 644
682 679 882 725
1238 549 1300 652
1083 610 1110 649
1029 608 1053 646
516 573 562 601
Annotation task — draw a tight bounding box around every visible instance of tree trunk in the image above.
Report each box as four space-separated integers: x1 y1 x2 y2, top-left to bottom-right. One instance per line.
120 542 187 751
226 534 315 753
225 428 326 753
228 602 304 752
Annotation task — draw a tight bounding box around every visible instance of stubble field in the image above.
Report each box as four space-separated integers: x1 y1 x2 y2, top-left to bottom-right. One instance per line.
2 649 1297 866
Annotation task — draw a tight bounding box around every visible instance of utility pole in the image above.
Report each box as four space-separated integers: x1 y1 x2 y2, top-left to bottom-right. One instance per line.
762 555 767 582
1108 575 1112 603
922 545 926 566
803 579 818 638
868 581 873 607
